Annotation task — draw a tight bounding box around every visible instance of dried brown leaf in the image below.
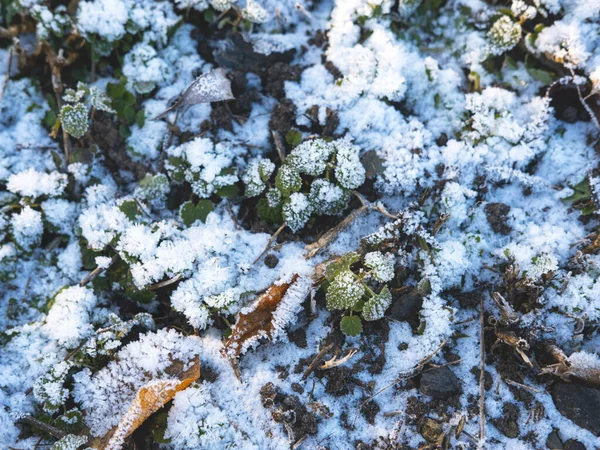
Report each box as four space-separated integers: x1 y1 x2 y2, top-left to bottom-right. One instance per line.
154 68 234 120
90 356 200 450
222 274 300 362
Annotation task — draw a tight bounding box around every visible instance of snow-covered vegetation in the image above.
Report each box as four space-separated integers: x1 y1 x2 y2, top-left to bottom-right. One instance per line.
1 0 600 449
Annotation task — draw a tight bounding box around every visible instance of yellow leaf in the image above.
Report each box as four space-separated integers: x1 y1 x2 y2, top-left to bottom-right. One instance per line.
90 356 200 450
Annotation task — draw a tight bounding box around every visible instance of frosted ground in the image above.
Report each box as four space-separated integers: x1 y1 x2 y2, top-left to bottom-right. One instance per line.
1 0 600 448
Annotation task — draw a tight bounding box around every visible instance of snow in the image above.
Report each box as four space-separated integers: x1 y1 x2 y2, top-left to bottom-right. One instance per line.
2 0 600 448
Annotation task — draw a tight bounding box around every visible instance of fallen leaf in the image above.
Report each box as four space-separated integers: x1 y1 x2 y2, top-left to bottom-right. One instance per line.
541 350 600 387
153 68 234 120
90 356 200 450
221 274 311 370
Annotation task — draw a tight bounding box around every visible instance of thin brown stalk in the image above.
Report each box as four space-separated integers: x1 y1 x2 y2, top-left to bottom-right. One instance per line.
253 221 287 264
479 297 486 443
79 254 119 287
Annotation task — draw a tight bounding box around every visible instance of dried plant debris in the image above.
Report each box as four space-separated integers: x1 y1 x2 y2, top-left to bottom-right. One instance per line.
154 68 234 120
3 0 600 449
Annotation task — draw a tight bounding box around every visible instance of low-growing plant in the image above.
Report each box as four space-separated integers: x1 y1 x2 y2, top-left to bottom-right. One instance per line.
60 82 115 138
242 138 366 232
323 250 396 336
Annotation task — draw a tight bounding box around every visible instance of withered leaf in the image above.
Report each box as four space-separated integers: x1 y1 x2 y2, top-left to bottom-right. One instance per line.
541 351 600 387
90 356 200 450
221 274 306 364
153 68 234 120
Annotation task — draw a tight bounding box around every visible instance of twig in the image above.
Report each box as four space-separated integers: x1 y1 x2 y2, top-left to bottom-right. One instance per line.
302 343 334 380
147 273 183 291
571 68 600 132
0 44 13 104
18 415 65 440
271 130 286 163
320 348 358 370
304 205 368 259
253 221 287 264
504 379 542 393
79 254 119 287
226 203 241 230
45 47 72 166
479 297 486 444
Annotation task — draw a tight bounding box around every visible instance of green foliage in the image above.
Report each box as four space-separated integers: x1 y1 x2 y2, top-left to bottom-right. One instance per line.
285 129 303 147
51 434 88 450
340 315 362 337
60 82 115 139
488 16 521 55
106 77 138 127
119 200 141 221
362 286 392 321
180 200 214 226
563 177 596 215
242 138 366 231
326 270 365 310
60 103 89 139
324 251 396 336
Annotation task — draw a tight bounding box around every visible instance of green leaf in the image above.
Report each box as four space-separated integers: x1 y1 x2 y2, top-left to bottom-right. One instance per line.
325 252 360 282
136 109 146 128
180 200 214 226
257 198 283 224
340 315 362 337
563 178 591 203
119 200 141 220
60 103 89 139
216 183 239 198
285 129 302 147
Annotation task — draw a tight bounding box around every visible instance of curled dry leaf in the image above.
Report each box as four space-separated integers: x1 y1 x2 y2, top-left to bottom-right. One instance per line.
221 274 311 370
541 350 600 387
153 68 234 120
90 356 200 450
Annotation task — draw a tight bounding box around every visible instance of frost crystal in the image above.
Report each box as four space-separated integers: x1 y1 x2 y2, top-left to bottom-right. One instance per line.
364 251 395 282
362 286 392 321
60 103 89 139
7 169 67 198
11 206 43 250
334 139 365 190
287 139 334 176
282 193 313 232
488 16 522 55
309 179 349 215
242 0 269 23
326 270 365 310
45 286 98 347
242 158 276 197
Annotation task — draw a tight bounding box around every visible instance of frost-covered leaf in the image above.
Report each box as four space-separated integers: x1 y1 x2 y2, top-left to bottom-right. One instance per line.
90 86 116 114
51 434 87 450
340 315 362 337
326 269 365 310
61 103 89 139
275 165 302 197
325 252 360 282
364 251 395 282
222 274 311 360
180 200 214 227
154 68 234 120
94 356 200 450
282 193 312 232
362 286 392 321
541 351 600 387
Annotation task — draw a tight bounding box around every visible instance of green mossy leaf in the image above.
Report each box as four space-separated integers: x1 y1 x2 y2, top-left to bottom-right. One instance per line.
341 315 362 336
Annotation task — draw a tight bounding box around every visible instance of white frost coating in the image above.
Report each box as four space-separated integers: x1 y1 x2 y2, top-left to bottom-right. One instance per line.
10 206 43 250
73 329 201 437
45 286 98 347
77 0 128 42
7 168 67 198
